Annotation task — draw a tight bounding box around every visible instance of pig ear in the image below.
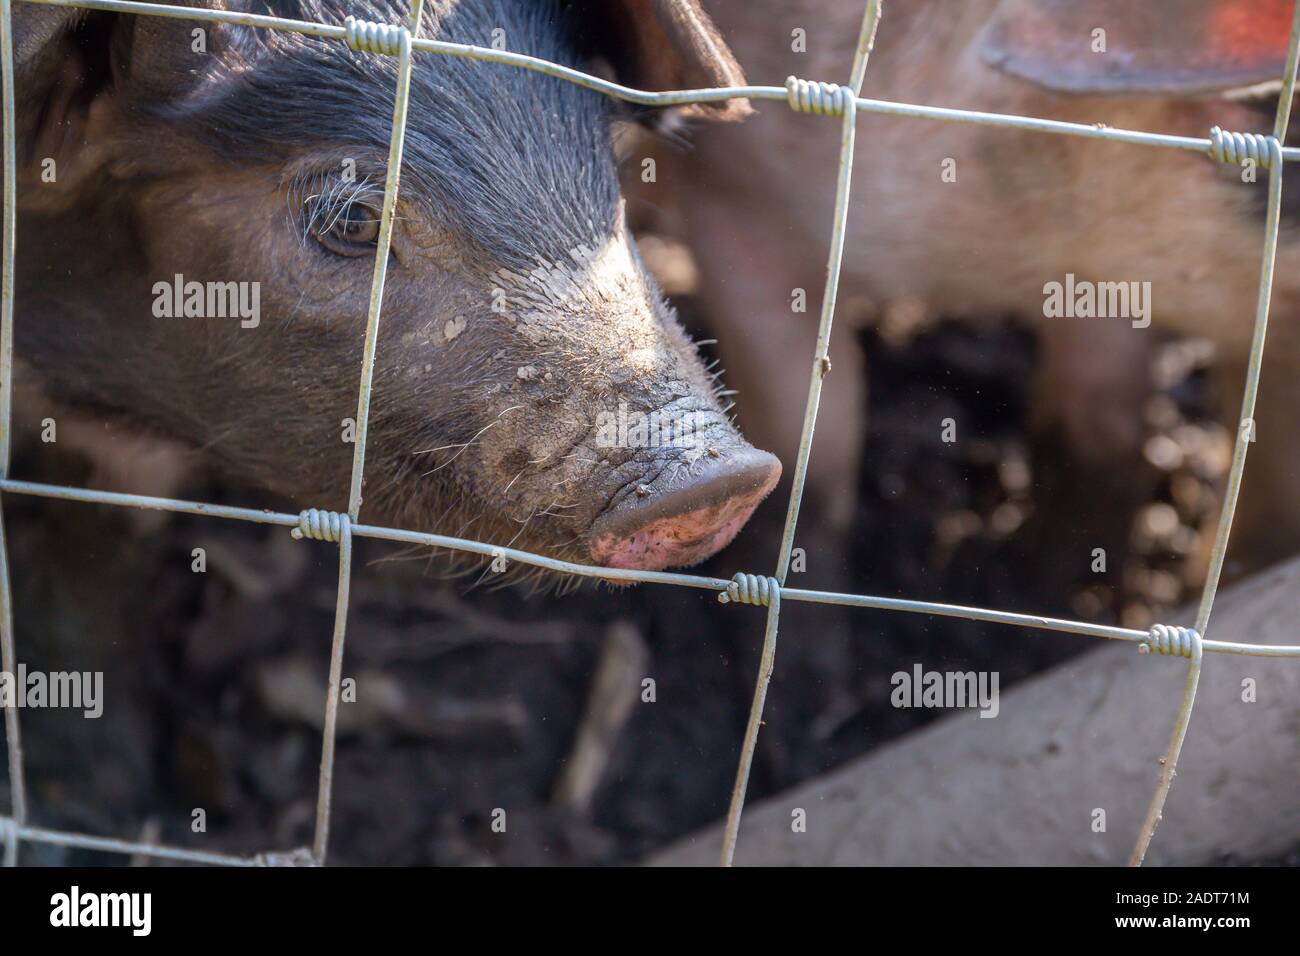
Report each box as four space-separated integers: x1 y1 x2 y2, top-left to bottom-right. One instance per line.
978 0 1296 95
8 7 91 136
11 7 84 77
567 0 753 122
12 2 238 209
112 4 245 101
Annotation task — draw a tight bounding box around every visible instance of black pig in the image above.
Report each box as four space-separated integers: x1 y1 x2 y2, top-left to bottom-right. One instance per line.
4 0 781 572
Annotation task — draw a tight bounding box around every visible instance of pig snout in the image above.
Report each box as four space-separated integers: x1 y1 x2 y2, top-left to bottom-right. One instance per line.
588 447 781 570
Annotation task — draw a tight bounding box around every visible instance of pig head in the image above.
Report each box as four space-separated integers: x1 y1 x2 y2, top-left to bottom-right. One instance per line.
4 0 781 572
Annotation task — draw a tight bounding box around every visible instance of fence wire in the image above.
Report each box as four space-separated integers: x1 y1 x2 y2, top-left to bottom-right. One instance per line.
1 0 1299 868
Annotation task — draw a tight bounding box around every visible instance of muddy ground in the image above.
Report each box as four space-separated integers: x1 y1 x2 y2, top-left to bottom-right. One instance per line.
0 278 1265 866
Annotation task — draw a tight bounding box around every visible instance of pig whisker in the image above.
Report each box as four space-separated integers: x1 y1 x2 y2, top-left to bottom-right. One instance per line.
487 565 541 596
468 529 555 592
473 554 522 590
552 533 584 551
506 511 537 537
452 513 484 545
501 468 528 498
406 496 464 546
468 558 503 591
417 441 481 475
415 406 524 474
536 506 576 519
458 511 540 590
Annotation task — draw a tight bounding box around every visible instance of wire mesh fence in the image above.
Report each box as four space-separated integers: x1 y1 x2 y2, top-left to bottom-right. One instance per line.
2 0 1300 868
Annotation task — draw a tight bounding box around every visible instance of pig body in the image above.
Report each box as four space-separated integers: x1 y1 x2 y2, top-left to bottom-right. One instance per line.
668 0 1300 564
4 0 781 573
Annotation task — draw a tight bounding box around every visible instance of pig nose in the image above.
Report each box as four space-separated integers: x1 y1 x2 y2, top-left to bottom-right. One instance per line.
588 448 782 571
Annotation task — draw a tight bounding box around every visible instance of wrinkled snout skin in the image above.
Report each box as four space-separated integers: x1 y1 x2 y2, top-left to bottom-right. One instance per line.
663 0 1300 561
6 0 778 574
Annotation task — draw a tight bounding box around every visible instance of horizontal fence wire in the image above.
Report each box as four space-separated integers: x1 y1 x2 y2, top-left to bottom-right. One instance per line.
0 0 1298 867
5 477 1299 658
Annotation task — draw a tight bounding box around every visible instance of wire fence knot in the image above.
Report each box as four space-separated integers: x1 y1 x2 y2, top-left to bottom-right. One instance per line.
291 509 350 543
786 76 855 117
1141 624 1202 659
718 573 781 608
344 16 409 56
1209 127 1282 169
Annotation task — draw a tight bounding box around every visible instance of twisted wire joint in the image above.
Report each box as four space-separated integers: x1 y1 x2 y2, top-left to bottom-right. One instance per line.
344 16 408 56
1209 127 1282 169
1140 624 1201 658
291 509 350 543
786 76 856 117
718 572 781 607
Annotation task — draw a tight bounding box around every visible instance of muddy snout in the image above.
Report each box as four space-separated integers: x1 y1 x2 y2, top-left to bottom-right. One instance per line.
588 447 782 571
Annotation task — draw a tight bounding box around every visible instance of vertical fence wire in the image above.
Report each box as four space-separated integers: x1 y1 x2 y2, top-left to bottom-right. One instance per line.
1 0 1299 868
307 0 423 866
0 0 28 869
0 516 21 869
310 517 353 864
1127 2 1300 866
718 0 881 869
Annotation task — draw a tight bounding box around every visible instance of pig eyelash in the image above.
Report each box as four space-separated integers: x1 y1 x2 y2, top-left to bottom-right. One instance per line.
289 171 387 247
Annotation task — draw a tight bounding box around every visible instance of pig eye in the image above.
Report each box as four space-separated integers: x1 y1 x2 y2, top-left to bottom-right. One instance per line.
312 201 382 256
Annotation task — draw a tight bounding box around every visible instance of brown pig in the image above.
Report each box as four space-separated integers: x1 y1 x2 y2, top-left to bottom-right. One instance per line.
3 0 784 574
661 0 1300 566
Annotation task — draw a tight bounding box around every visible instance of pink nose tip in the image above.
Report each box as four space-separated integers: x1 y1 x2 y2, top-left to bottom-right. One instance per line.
588 448 782 571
